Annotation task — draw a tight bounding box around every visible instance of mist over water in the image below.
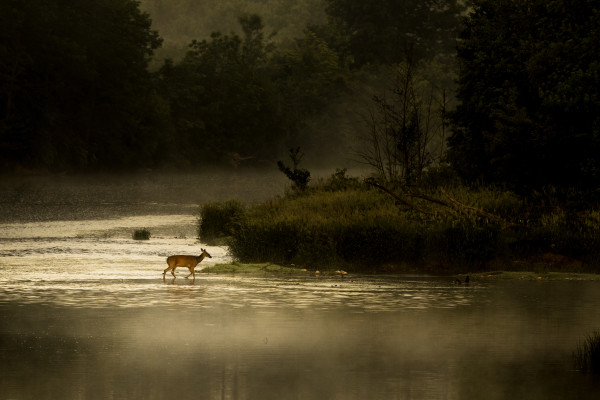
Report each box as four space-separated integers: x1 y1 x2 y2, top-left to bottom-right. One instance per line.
0 170 289 223
2 172 600 399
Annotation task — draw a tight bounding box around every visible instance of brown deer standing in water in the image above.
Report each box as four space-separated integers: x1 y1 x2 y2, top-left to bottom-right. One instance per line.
163 248 212 280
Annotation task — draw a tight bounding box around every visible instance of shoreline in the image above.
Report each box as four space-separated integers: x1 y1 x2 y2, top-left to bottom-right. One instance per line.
464 271 600 281
201 262 600 280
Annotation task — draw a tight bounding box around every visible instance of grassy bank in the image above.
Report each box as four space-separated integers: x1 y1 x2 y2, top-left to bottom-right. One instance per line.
199 262 348 276
199 264 600 280
466 271 600 281
198 171 600 274
200 262 303 275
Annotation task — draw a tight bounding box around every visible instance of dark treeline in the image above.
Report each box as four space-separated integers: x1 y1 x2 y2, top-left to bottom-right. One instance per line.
1 0 599 204
154 14 347 167
449 0 600 198
1 0 166 170
0 0 464 172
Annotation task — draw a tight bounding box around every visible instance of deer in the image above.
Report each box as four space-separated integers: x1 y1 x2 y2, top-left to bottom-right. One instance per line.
163 248 212 280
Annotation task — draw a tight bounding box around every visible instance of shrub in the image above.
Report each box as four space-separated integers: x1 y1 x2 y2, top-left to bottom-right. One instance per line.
227 188 478 270
277 147 311 191
198 200 245 243
210 177 600 271
321 168 363 192
132 228 151 240
419 164 462 189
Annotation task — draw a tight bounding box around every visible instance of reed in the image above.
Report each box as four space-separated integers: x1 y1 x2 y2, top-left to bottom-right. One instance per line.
574 331 600 373
225 187 510 270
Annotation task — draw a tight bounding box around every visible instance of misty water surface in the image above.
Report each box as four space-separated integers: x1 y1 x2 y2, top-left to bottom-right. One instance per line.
1 173 600 399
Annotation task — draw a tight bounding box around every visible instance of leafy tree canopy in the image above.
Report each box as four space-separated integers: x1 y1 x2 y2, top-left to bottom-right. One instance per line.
156 14 347 167
449 0 600 195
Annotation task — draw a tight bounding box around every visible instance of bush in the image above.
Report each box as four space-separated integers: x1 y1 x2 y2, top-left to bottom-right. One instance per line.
132 228 151 240
419 165 462 189
205 176 600 272
198 200 245 243
226 188 499 270
321 168 363 192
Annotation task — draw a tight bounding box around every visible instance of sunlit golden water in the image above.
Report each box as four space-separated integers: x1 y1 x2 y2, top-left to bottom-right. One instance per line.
2 175 600 399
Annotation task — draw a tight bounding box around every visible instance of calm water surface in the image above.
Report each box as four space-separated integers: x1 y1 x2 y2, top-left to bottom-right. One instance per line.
1 174 600 399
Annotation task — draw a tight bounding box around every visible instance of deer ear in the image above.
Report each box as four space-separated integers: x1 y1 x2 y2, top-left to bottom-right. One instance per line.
201 248 205 252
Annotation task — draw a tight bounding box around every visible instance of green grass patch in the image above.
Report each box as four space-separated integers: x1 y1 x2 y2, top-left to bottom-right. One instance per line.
200 262 312 275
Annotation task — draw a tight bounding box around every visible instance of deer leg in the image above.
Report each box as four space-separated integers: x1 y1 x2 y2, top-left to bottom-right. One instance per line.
185 267 193 279
171 266 177 278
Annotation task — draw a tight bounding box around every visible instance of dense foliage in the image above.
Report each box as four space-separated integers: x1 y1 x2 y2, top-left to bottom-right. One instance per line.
198 199 245 243
201 172 600 271
0 0 462 173
139 0 327 59
2 0 598 203
319 0 466 67
155 15 346 166
449 0 600 194
0 0 166 170
0 1 347 171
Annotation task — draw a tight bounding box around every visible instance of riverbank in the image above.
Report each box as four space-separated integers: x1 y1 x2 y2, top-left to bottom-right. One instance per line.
465 271 600 281
201 262 600 281
200 262 349 277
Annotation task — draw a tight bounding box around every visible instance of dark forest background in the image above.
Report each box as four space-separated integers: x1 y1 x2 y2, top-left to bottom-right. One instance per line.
1 0 599 197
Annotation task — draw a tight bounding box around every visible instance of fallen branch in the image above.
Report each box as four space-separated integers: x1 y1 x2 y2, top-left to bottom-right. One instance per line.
438 187 515 227
365 178 436 215
365 178 518 228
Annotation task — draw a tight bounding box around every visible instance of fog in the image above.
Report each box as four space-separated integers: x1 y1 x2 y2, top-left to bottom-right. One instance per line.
139 0 327 62
0 170 289 223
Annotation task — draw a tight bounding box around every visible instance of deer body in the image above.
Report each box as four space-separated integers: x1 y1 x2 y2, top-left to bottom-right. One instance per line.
163 248 212 279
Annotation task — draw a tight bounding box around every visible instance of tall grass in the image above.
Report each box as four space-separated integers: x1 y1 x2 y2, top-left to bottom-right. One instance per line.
574 331 600 373
226 186 515 271
199 174 600 272
198 200 245 244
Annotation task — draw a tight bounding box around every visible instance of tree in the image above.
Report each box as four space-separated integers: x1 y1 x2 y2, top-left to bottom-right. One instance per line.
359 60 448 183
270 30 348 135
0 0 164 171
277 147 311 191
156 14 283 165
319 0 466 67
157 14 348 167
449 0 600 194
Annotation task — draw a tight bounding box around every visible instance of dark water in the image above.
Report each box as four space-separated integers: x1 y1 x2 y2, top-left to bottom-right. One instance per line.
3 276 600 400
2 173 600 399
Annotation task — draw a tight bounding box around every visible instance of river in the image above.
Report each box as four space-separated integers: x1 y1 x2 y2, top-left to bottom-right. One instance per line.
1 172 600 399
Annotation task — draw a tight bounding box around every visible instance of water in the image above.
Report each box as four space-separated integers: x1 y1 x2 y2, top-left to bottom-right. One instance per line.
1 173 600 399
